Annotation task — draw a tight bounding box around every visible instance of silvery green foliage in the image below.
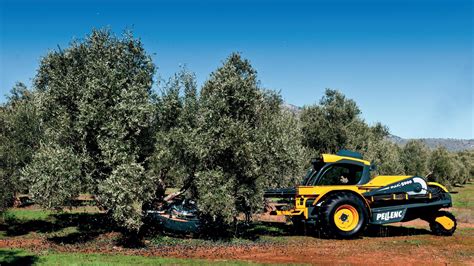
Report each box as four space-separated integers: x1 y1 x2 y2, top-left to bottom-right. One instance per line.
351 119 404 176
400 140 429 176
451 155 469 185
299 89 406 175
345 120 388 154
455 151 473 185
150 68 199 193
26 29 156 231
195 53 305 224
300 89 362 154
255 91 307 189
22 144 82 208
97 162 155 230
359 123 406 176
364 139 405 175
0 107 13 212
428 147 455 189
0 83 42 211
194 170 236 223
0 173 10 213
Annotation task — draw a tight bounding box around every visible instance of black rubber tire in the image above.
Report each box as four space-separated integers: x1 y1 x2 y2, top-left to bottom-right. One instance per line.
318 192 369 239
428 211 457 236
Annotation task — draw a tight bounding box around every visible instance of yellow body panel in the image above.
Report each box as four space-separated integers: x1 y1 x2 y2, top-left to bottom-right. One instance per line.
288 185 370 219
361 175 412 188
322 154 371 165
289 175 416 219
276 209 304 216
298 185 364 197
427 182 449 192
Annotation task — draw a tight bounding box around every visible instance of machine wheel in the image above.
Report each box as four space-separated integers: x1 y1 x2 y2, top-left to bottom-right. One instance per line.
428 211 456 236
318 192 368 239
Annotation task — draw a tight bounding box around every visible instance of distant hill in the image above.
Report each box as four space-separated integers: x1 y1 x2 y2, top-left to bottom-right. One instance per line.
281 103 473 152
388 135 474 152
282 103 302 115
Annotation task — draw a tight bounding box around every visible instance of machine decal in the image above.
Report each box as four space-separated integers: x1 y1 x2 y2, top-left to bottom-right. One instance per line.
363 176 428 196
372 209 406 224
407 177 428 195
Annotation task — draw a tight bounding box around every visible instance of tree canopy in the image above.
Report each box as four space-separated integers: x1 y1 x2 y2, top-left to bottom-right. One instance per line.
193 53 305 225
0 83 41 211
22 29 157 230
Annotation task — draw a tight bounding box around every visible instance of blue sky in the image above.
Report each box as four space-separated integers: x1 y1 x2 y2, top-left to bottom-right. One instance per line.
0 0 472 139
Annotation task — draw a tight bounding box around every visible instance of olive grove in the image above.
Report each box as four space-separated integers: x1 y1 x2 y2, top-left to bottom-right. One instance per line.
1 29 472 229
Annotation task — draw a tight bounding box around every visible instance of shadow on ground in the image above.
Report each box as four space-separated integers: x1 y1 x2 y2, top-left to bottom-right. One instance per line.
0 250 39 266
1 211 433 249
141 218 434 244
365 224 431 237
1 212 116 245
237 221 432 240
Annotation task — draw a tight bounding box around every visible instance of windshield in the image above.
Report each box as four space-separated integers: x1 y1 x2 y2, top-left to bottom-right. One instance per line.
317 163 364 185
302 159 325 185
301 168 314 185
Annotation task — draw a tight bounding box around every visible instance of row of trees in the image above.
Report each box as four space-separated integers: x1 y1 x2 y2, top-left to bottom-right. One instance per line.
1 29 472 232
299 90 473 188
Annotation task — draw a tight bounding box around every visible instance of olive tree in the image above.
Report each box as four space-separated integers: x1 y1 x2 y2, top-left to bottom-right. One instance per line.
400 140 429 176
22 29 157 231
299 89 403 174
194 53 305 226
0 83 42 211
300 89 361 154
428 147 455 189
149 68 200 200
365 139 404 175
450 151 472 186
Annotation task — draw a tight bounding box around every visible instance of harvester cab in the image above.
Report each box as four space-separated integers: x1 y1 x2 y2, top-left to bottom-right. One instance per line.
264 150 456 239
302 150 372 186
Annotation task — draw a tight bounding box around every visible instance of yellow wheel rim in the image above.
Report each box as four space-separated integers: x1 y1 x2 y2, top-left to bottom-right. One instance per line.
333 204 359 232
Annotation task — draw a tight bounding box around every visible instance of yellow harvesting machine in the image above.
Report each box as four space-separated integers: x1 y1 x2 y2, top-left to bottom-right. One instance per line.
265 150 456 238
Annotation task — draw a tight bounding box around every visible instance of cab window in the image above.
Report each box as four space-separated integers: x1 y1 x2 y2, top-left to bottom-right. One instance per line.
317 163 364 186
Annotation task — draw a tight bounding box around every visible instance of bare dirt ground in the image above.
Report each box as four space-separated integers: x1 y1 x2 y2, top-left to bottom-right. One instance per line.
1 212 473 265
2 184 473 265
1 229 473 264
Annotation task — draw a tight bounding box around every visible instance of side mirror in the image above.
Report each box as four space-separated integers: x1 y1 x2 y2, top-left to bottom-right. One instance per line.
370 164 377 171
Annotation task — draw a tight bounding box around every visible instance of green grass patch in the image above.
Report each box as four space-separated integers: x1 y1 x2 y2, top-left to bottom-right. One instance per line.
246 223 286 235
46 226 79 238
451 183 474 208
257 235 289 244
4 209 54 221
0 249 257 265
454 227 474 236
400 239 428 247
150 235 206 246
2 206 101 225
0 249 38 265
38 253 209 265
150 235 259 248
